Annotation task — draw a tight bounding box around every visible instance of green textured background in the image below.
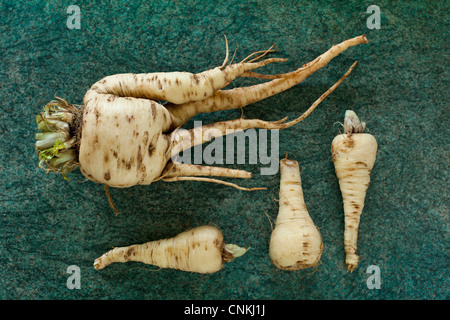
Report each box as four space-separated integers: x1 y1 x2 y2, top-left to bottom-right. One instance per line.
0 0 448 300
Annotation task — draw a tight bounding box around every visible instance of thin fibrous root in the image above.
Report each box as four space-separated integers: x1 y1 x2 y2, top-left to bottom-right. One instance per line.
219 35 230 70
104 185 119 215
228 44 239 67
240 44 278 64
162 176 267 191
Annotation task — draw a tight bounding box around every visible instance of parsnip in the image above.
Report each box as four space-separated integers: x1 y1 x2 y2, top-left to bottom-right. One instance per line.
93 225 248 274
331 110 377 272
269 158 323 270
35 35 368 190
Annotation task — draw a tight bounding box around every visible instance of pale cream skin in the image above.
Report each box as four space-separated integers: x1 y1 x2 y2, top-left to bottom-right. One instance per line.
93 225 247 274
269 158 323 270
77 35 368 188
331 111 377 272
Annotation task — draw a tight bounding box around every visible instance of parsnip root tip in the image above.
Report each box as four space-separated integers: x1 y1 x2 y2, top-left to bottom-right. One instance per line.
346 253 359 272
93 257 104 270
223 244 250 262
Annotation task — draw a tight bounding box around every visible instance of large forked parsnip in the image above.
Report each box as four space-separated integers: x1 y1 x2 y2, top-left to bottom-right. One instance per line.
269 158 323 270
35 35 368 191
331 110 377 272
93 225 248 274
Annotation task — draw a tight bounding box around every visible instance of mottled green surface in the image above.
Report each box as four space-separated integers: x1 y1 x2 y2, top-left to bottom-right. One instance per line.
0 0 448 300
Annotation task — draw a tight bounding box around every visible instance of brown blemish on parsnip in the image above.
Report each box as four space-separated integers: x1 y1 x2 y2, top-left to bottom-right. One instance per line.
151 104 157 119
125 247 135 260
94 108 100 123
148 144 156 157
345 137 354 148
137 145 143 171
143 131 149 146
192 74 200 85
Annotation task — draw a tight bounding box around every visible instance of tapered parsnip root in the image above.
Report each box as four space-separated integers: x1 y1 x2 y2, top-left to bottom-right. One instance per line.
332 110 377 272
269 158 323 270
35 35 368 193
93 225 248 274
